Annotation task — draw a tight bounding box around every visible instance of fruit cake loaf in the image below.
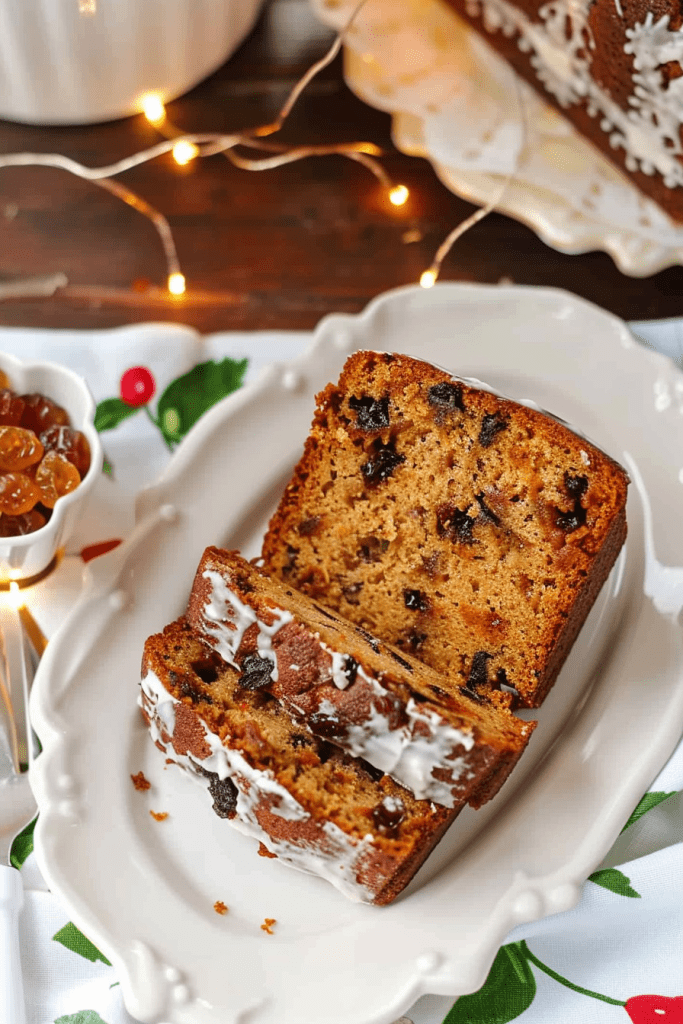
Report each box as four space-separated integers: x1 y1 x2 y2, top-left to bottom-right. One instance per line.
185 546 535 809
439 0 683 223
261 351 629 709
140 618 461 906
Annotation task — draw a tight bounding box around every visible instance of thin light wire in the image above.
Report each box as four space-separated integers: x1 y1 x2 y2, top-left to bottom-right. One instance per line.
252 0 369 137
0 136 241 179
422 70 529 285
94 177 181 277
0 1 394 293
2 0 535 298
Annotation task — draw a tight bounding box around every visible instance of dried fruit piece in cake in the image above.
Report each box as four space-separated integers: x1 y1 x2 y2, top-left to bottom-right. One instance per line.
140 619 461 906
261 351 629 708
186 546 535 808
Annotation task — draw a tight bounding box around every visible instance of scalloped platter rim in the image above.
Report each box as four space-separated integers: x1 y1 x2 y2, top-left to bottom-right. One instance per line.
29 283 683 1024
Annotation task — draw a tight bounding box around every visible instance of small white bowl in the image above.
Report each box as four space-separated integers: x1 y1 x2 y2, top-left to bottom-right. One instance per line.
0 353 103 582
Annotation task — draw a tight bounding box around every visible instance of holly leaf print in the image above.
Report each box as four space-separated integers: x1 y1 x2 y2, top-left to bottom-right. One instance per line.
94 397 141 433
622 791 676 832
155 358 249 447
55 1013 110 1024
53 922 112 965
443 943 536 1023
10 814 36 869
588 867 641 898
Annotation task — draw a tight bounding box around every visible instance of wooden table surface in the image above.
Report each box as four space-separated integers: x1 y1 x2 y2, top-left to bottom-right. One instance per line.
0 0 681 333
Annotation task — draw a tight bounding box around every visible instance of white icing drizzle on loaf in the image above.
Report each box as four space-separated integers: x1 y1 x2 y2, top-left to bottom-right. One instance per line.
199 571 480 807
139 667 378 903
307 693 477 807
466 0 683 188
201 568 293 681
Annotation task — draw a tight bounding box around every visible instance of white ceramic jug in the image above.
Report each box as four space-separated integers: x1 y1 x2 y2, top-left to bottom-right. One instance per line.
0 0 265 124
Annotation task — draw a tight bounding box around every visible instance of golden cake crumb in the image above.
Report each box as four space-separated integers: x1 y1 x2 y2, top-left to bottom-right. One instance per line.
261 918 276 935
149 810 168 821
214 901 228 915
131 771 151 791
258 842 277 859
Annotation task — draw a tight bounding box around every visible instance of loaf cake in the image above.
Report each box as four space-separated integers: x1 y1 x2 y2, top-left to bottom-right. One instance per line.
439 0 683 223
261 351 629 708
185 546 535 809
140 618 461 905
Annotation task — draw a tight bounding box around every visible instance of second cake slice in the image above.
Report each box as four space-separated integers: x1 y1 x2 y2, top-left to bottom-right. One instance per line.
186 546 535 809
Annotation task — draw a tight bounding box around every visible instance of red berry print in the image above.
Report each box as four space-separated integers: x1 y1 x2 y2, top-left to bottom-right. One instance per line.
625 995 683 1023
120 366 156 407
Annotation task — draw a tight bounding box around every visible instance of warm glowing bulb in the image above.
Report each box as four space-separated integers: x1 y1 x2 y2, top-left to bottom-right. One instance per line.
389 184 409 207
420 269 437 289
173 140 199 166
167 272 186 296
142 94 166 125
355 142 382 156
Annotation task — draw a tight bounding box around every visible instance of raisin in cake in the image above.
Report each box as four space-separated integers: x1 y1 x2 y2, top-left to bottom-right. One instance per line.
439 0 683 223
186 546 535 809
261 351 629 709
140 618 460 905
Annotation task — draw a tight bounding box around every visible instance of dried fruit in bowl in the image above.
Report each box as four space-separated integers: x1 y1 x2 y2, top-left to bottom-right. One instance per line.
0 383 91 536
35 451 81 508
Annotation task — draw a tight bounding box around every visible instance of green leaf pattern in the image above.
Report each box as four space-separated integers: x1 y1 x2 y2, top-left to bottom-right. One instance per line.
443 944 536 1024
588 868 641 898
95 357 249 468
55 1013 110 1024
53 923 111 966
155 357 248 446
10 815 37 868
94 397 139 432
621 791 676 832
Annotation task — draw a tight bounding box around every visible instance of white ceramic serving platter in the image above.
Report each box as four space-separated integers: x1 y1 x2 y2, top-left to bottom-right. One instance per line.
311 0 683 276
30 283 683 1024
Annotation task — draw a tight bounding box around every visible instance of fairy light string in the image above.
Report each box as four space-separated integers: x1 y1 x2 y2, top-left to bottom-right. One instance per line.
1 0 527 298
0 0 409 297
420 69 528 288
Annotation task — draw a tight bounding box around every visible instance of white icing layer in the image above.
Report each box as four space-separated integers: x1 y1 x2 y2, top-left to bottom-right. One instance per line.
299 647 477 806
139 668 378 903
201 568 292 681
200 572 480 807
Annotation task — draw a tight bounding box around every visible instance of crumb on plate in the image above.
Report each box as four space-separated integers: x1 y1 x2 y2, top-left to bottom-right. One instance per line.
131 771 151 791
258 842 277 859
214 901 228 915
149 810 168 821
261 918 276 935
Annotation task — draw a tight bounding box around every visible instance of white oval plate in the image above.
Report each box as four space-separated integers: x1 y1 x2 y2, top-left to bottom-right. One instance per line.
30 284 683 1024
311 0 683 276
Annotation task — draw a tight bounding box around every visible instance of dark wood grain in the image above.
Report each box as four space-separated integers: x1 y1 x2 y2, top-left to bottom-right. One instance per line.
0 0 681 332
